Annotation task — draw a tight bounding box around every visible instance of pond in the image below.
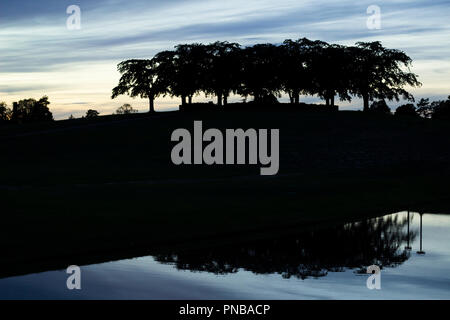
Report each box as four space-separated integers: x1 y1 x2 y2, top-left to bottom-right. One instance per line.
1 211 449 299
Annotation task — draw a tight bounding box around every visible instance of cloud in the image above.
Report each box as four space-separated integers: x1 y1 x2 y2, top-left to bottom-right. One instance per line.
0 0 449 119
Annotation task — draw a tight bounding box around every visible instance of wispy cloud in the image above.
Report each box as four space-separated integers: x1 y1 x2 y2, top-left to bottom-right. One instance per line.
0 0 449 118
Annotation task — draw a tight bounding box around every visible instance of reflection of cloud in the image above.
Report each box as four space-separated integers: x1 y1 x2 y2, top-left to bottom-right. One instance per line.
0 0 449 119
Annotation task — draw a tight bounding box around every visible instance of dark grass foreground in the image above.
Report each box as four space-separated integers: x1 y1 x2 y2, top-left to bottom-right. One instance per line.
1 108 450 277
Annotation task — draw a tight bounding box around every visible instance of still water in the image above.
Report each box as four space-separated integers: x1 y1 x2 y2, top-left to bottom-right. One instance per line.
1 211 449 299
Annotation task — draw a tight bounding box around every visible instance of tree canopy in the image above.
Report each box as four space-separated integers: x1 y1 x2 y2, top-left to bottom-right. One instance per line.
112 38 422 111
395 103 417 117
0 102 12 121
112 59 165 113
349 41 421 111
431 96 450 120
116 103 138 115
85 109 100 118
11 96 53 122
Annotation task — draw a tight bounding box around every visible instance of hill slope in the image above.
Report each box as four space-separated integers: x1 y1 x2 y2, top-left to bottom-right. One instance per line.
1 109 449 277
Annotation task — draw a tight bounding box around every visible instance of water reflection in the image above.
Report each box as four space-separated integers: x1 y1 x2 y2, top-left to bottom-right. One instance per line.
155 213 417 280
1 211 450 300
417 213 426 255
405 211 413 251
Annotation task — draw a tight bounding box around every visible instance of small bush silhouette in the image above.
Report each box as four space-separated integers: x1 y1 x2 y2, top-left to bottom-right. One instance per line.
85 109 100 118
395 104 417 116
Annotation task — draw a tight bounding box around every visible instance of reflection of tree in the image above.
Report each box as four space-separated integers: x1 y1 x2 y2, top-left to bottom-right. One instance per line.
155 214 416 280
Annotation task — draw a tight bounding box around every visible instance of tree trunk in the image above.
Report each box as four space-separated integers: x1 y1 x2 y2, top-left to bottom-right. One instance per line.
181 96 186 106
149 97 155 113
255 92 262 104
217 92 223 106
331 94 335 107
188 95 193 104
294 92 300 104
363 94 369 112
325 98 330 106
224 94 228 106
12 102 18 121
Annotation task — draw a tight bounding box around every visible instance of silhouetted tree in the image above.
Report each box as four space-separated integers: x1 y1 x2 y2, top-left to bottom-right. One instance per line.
238 44 283 103
349 41 421 112
116 103 138 115
280 39 312 104
112 59 164 113
85 109 99 118
32 96 53 121
174 44 209 105
203 41 242 106
432 96 450 120
395 103 417 116
0 102 12 121
152 50 177 103
11 96 53 122
314 43 353 106
115 38 422 112
416 98 433 118
153 45 207 106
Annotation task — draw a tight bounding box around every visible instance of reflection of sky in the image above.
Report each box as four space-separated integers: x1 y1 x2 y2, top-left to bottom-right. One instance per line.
0 212 449 299
0 1 449 119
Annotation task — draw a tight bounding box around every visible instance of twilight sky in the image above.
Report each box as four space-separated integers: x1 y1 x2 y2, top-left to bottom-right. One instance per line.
0 0 449 119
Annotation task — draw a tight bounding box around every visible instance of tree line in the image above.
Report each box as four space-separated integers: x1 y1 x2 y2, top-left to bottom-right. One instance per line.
2 94 449 123
0 96 53 123
0 99 140 123
395 96 450 119
361 95 450 119
2 37 450 123
111 38 422 113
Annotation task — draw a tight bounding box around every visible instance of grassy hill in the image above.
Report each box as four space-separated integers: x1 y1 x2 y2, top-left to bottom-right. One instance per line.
1 108 450 277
